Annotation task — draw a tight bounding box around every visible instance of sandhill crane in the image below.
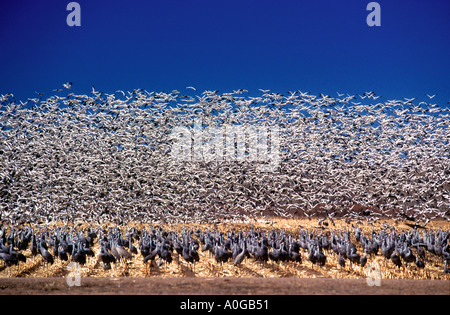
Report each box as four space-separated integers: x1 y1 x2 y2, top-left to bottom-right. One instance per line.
39 239 54 265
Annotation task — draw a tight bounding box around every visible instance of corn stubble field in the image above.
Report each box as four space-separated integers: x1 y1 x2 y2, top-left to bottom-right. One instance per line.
1 218 449 282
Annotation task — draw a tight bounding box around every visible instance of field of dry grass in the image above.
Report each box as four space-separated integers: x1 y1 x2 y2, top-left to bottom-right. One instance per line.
1 217 449 282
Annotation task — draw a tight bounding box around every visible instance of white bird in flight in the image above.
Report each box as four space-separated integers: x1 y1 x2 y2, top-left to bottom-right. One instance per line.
186 86 196 91
426 94 436 99
63 82 73 89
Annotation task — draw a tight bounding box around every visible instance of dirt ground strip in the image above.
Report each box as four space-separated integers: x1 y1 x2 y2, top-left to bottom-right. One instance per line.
0 277 449 295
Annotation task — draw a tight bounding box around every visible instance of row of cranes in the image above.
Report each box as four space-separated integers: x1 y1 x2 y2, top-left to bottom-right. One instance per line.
1 223 449 276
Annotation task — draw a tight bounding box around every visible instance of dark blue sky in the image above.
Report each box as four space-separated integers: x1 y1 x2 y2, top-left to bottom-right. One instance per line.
1 0 449 104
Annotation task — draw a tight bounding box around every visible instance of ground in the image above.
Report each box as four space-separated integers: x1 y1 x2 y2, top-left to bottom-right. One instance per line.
0 277 449 295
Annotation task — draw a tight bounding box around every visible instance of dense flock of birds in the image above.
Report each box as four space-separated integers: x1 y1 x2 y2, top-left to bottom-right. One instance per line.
0 88 449 225
1 223 449 276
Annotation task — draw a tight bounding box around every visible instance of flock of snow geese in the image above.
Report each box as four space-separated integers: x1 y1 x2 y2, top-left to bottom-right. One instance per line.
0 87 449 226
